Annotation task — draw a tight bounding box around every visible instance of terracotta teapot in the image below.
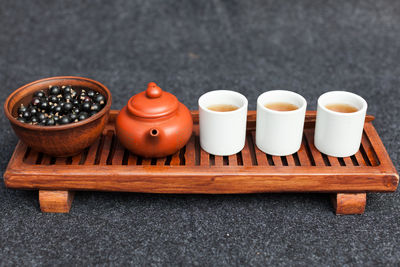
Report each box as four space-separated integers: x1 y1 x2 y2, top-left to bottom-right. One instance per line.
116 82 193 158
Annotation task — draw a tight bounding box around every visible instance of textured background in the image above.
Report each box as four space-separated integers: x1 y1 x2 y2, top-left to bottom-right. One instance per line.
1 0 399 265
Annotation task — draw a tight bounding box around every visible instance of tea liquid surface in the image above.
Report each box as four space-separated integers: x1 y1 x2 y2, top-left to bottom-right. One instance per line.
325 103 358 113
208 104 239 112
264 102 298 111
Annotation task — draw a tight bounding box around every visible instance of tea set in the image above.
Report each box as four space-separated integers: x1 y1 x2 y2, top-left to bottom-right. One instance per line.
4 76 367 159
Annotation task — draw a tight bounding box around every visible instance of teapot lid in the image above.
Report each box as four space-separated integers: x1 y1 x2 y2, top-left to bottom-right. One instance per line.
127 82 179 118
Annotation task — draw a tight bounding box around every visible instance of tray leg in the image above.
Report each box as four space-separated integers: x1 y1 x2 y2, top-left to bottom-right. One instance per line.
331 193 366 215
39 190 75 213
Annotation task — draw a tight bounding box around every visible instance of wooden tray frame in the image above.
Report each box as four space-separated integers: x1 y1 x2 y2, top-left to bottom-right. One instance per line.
3 110 398 214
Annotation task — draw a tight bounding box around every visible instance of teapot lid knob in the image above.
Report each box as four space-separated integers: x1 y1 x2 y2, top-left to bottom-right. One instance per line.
146 82 162 98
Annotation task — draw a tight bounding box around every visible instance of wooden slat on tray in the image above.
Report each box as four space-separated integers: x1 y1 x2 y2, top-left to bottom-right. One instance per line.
156 157 167 166
342 157 354 166
251 131 268 166
361 131 379 166
200 148 209 166
84 137 101 165
354 150 366 166
127 153 137 165
185 135 196 166
99 132 113 165
112 140 125 165
304 129 326 166
24 148 39 165
214 156 224 166
272 156 283 167
70 153 82 165
241 136 253 166
327 155 341 167
41 154 52 165
54 157 68 165
142 158 152 165
297 138 311 166
286 155 296 166
170 151 180 166
228 154 237 166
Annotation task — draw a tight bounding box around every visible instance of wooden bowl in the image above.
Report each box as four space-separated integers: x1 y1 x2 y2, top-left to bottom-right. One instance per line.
4 76 112 157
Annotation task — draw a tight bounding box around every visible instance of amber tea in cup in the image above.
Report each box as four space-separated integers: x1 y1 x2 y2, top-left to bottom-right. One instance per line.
207 104 239 112
315 91 367 157
264 102 298 111
199 90 248 155
325 103 358 113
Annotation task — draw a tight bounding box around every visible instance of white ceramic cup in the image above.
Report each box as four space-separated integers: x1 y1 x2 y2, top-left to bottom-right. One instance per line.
256 90 307 156
199 90 248 156
314 91 368 157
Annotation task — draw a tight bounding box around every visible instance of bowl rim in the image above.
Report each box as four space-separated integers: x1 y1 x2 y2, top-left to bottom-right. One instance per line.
4 76 112 131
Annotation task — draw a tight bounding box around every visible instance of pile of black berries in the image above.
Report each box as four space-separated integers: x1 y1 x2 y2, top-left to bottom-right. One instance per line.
16 85 106 126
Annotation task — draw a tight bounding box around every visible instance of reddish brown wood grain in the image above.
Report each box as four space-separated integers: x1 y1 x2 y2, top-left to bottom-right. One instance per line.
304 129 325 166
354 150 366 166
272 156 283 167
70 153 82 165
241 137 253 166
185 135 196 166
297 138 311 166
332 193 366 215
128 153 137 165
228 154 238 166
4 110 398 215
111 140 125 165
251 131 268 166
286 155 296 166
39 190 75 213
84 137 101 165
214 156 224 166
170 151 180 166
99 131 113 165
156 157 167 166
200 147 209 166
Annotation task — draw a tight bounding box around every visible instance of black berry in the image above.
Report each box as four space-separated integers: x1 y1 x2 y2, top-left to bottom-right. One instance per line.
15 86 104 126
91 103 101 112
63 102 73 113
63 93 73 102
31 97 41 106
31 116 38 123
33 90 45 98
49 95 59 103
22 111 31 119
82 102 91 111
87 90 96 98
62 86 73 94
60 116 70 125
94 94 105 105
37 113 46 121
39 100 49 111
53 105 62 114
49 86 61 95
69 113 78 121
29 107 38 116
18 105 27 114
78 112 88 121
46 118 55 126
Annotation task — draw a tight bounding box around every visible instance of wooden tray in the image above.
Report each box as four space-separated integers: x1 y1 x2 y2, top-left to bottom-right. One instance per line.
4 110 398 214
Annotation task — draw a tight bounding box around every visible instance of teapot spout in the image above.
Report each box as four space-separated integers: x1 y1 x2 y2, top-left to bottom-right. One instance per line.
149 128 159 137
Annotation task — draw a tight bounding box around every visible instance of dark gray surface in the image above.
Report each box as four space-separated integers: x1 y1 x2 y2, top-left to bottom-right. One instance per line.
1 0 399 265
